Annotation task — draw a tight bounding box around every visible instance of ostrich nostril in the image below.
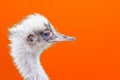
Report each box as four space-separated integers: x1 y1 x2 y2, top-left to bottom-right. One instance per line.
63 35 76 41
63 36 68 38
69 37 76 41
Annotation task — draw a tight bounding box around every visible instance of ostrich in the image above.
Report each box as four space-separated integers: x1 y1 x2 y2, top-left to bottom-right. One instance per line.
8 14 75 80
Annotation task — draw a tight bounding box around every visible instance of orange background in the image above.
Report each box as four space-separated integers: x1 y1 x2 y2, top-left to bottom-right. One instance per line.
0 0 120 80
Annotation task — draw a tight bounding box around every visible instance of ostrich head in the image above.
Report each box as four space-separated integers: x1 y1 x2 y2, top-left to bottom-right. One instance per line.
9 14 75 80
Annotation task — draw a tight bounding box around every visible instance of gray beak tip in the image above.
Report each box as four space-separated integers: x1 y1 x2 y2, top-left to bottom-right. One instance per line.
49 33 76 42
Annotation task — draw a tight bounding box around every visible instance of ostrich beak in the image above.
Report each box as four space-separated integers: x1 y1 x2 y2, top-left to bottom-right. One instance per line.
49 33 75 42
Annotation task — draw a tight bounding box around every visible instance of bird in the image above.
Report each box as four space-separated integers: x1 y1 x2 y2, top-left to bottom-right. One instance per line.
8 13 75 80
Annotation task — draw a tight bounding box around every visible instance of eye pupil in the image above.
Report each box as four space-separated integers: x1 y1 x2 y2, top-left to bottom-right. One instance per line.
41 30 53 40
42 32 50 39
44 33 49 36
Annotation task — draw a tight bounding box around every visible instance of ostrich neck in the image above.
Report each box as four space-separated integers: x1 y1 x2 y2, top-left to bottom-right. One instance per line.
13 48 49 80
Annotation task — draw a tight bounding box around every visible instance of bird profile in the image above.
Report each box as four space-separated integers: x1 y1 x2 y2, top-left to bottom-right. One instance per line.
8 13 75 80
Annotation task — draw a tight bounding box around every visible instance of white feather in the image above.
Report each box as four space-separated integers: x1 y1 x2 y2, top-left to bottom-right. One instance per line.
9 14 52 80
9 13 75 80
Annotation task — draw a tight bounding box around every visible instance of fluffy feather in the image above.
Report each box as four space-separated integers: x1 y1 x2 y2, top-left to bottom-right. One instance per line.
9 13 75 80
9 14 52 80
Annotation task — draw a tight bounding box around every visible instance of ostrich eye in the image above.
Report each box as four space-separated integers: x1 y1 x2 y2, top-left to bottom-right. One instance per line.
42 30 52 40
